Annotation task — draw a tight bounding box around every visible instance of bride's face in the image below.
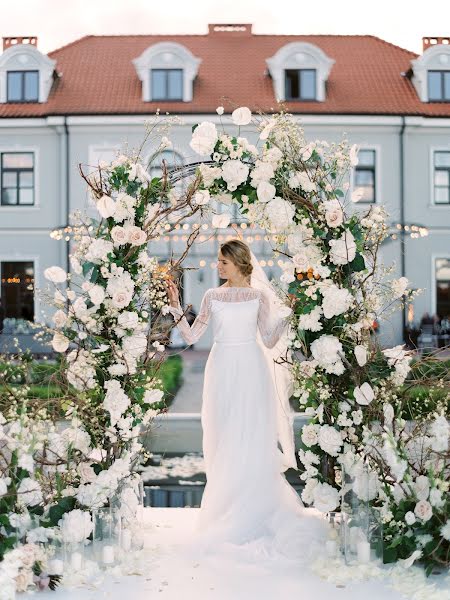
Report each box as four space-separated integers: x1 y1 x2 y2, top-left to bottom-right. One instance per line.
217 251 242 281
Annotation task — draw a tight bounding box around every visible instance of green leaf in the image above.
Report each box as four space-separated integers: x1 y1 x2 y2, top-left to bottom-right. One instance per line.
383 546 397 563
192 124 199 133
348 253 366 273
82 261 95 277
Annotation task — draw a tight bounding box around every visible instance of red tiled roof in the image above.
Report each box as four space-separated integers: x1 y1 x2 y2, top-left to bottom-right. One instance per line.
1 30 450 118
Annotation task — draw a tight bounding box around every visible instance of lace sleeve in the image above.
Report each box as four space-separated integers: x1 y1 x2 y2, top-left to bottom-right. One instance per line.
257 289 290 349
167 289 211 346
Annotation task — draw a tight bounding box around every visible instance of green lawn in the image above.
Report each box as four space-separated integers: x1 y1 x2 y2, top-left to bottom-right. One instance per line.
0 355 183 407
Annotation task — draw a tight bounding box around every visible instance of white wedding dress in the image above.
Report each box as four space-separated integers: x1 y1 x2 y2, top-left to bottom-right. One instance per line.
168 286 329 565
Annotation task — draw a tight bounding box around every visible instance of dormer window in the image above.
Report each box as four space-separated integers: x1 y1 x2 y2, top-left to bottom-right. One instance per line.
410 40 450 102
428 70 450 101
266 42 334 103
7 70 39 102
133 42 201 103
285 69 316 101
151 69 183 101
0 38 55 104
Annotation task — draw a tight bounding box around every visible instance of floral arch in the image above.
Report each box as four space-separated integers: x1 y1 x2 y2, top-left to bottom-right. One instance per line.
0 107 448 591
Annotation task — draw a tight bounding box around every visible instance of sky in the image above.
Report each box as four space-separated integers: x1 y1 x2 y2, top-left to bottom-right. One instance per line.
2 0 450 55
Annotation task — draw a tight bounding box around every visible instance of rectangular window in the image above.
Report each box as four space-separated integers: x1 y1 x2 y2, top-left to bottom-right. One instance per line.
7 71 39 102
436 258 450 319
433 151 450 204
353 149 376 203
428 70 450 102
1 153 35 206
0 261 35 321
151 69 183 100
285 69 317 101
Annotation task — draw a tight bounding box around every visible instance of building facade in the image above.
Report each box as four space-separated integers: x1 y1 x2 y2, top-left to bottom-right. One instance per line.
0 27 449 349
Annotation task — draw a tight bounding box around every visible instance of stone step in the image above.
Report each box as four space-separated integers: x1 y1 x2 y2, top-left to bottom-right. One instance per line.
146 412 311 453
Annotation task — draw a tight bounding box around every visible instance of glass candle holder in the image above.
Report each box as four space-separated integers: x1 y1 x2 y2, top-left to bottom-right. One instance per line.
341 507 383 565
63 541 85 572
92 507 121 568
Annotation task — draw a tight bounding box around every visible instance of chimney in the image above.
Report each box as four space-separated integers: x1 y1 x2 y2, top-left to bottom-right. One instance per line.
422 36 450 52
208 24 252 37
3 36 38 52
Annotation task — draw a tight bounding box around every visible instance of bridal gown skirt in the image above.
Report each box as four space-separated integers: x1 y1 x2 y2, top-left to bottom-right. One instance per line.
178 337 330 566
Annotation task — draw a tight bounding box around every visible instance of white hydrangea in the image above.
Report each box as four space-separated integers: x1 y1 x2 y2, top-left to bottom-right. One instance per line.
298 306 323 332
85 239 114 264
59 509 93 544
103 380 131 426
312 482 340 512
320 283 353 319
250 160 275 186
310 335 345 375
17 478 43 507
329 230 357 265
265 197 295 232
221 160 249 191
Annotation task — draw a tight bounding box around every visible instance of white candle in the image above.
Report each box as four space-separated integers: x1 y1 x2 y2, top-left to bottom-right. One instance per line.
122 529 132 551
357 540 371 563
102 545 115 564
349 527 360 552
71 552 82 570
325 539 337 557
48 558 64 575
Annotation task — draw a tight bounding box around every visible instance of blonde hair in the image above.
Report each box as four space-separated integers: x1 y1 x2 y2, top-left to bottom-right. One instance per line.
219 239 253 279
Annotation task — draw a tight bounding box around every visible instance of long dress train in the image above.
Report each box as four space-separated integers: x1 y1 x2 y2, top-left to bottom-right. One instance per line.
168 286 329 565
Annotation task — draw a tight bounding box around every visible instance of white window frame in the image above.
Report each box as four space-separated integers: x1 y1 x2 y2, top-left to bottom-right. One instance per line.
429 145 450 208
431 253 450 316
410 44 450 102
349 144 381 205
0 145 40 211
0 254 40 323
266 42 335 103
132 42 201 103
0 44 55 104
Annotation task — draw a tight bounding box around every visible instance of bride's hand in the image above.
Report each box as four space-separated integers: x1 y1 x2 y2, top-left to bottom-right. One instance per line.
166 279 181 308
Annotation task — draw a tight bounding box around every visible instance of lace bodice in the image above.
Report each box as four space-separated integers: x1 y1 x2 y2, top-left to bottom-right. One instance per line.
168 286 289 349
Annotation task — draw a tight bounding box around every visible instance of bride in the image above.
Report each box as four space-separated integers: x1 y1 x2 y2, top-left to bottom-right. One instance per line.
165 239 329 564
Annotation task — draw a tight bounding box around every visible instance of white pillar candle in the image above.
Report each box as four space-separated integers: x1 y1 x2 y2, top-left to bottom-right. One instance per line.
102 545 115 564
357 540 371 564
70 552 82 570
325 539 337 557
122 529 132 551
48 558 64 575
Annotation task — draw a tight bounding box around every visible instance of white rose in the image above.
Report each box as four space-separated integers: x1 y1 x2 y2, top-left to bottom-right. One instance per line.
125 225 147 246
354 382 375 406
216 106 224 115
212 213 231 228
318 424 343 457
312 482 340 512
257 181 276 203
323 199 344 228
405 511 416 526
97 195 116 219
88 284 105 306
194 189 211 205
301 424 320 447
414 475 430 501
44 266 67 283
59 509 93 544
190 121 218 156
429 488 444 508
111 290 132 309
52 309 67 328
17 477 43 507
231 106 252 125
111 226 129 247
52 332 70 353
329 231 357 265
414 500 432 522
